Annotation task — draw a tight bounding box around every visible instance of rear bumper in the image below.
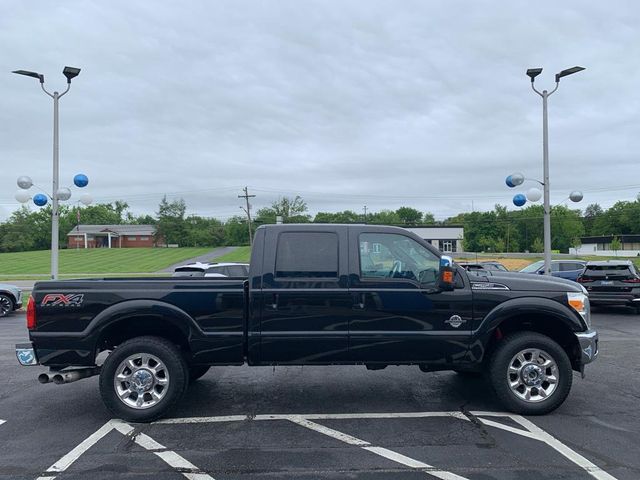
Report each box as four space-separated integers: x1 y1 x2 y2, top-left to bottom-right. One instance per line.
16 342 39 366
574 329 598 366
588 292 640 306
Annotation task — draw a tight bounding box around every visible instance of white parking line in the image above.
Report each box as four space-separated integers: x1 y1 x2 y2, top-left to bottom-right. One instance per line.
289 416 468 480
35 411 618 480
0 419 5 427
36 419 214 480
472 413 617 480
112 421 215 480
154 411 468 424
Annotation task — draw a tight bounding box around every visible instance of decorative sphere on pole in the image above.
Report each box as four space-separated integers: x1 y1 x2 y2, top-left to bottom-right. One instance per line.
506 173 525 188
73 174 89 188
56 187 72 201
526 187 542 202
17 176 33 190
569 191 583 203
15 190 31 203
33 193 48 207
513 193 527 207
79 193 93 206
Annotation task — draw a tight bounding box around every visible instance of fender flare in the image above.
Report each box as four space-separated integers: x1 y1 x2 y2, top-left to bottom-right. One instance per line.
475 296 584 337
83 299 203 346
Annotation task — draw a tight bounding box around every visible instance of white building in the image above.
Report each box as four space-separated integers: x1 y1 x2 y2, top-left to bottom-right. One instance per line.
404 226 464 253
570 235 640 257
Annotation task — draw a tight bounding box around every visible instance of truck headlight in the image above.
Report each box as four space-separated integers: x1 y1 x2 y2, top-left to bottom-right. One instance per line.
567 292 590 328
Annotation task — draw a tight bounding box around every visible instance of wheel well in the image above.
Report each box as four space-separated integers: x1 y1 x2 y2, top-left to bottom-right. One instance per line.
487 314 582 371
96 316 190 361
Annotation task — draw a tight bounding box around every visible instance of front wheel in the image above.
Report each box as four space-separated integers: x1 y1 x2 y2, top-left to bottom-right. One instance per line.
488 332 572 415
0 295 13 317
99 336 188 422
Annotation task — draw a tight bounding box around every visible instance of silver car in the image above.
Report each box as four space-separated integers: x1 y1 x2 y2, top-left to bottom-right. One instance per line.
0 283 23 317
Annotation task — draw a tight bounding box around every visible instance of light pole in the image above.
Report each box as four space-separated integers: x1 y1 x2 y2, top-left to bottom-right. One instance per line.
13 66 82 279
523 65 585 275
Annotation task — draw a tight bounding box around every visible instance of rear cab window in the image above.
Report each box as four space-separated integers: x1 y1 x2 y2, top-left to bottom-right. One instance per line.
275 232 339 278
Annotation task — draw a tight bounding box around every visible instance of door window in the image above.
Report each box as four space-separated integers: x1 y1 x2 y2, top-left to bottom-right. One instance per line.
360 233 439 285
275 232 339 278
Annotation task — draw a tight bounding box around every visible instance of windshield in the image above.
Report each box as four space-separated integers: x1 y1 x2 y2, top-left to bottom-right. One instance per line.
520 260 543 273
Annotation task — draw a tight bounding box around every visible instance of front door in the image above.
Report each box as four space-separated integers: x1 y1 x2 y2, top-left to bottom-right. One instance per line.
259 228 352 364
349 230 473 365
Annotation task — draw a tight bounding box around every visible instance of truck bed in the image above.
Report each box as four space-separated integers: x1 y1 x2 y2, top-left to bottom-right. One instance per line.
30 277 247 368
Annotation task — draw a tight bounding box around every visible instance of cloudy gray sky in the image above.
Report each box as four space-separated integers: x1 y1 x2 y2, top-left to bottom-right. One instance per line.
1 0 639 222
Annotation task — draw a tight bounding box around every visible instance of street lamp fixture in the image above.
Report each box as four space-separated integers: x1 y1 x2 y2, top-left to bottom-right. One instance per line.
555 66 585 83
12 69 44 83
62 66 81 83
526 68 543 82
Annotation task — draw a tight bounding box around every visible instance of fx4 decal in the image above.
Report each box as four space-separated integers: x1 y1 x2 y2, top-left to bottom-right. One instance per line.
41 294 85 307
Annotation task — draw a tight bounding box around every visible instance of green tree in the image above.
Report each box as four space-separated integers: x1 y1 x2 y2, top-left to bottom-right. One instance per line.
313 210 360 223
422 212 436 224
583 203 603 236
224 216 250 245
155 196 187 246
610 235 621 256
367 210 401 225
531 237 544 253
255 196 310 224
395 207 422 225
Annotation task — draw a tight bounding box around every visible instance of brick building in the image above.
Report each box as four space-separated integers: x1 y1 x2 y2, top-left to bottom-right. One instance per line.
67 225 159 248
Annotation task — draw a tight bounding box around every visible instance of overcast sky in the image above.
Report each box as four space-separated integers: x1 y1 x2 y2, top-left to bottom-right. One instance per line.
1 1 639 222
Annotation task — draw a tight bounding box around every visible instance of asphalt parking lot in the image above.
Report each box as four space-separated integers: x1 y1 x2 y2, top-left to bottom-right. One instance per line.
1 308 639 479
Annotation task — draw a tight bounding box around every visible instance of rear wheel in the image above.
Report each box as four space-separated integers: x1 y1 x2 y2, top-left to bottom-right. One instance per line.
99 336 188 422
0 295 13 317
488 332 572 415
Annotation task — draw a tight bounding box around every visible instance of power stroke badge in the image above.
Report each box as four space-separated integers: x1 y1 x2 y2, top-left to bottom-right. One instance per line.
41 294 84 307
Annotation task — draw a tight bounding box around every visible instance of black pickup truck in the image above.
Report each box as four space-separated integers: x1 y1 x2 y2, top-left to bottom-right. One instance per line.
16 224 598 422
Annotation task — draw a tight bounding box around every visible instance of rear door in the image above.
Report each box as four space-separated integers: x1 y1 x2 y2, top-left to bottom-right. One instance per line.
348 228 473 364
258 227 351 363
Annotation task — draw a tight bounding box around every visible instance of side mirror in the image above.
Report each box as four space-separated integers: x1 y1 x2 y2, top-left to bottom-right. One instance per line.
437 255 455 291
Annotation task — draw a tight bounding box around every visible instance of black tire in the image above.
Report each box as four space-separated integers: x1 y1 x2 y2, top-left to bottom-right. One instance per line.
488 332 572 415
99 336 188 422
0 294 13 318
188 365 210 383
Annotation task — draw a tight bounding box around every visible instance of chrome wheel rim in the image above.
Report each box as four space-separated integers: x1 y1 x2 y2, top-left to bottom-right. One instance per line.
114 353 169 409
0 297 11 316
507 348 558 403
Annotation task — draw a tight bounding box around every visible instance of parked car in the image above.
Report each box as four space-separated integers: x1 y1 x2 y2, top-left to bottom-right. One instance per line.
17 224 598 422
173 262 250 278
519 260 586 282
578 260 640 313
480 261 509 272
457 261 508 275
0 283 23 317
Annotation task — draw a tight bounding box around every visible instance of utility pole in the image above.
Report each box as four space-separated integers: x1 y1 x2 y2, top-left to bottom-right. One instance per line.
363 205 368 224
238 186 256 246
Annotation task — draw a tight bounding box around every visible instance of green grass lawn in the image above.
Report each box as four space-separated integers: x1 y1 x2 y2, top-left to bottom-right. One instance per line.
0 247 213 276
213 246 251 263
